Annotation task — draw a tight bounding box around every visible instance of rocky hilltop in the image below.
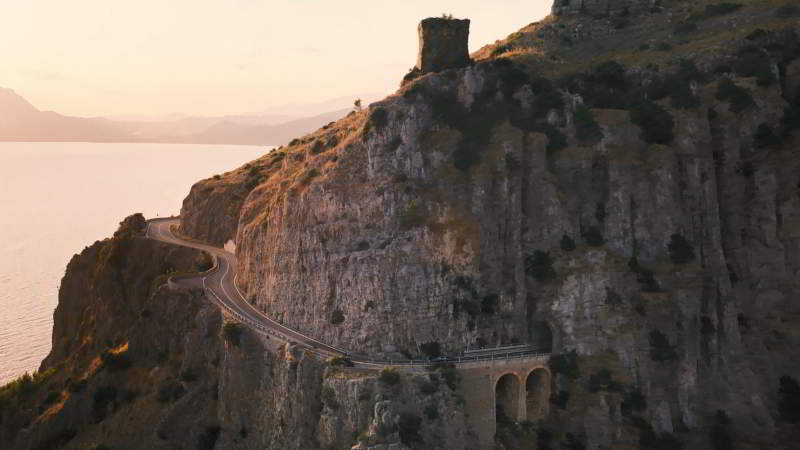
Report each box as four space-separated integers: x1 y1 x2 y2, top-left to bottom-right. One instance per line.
3 0 800 449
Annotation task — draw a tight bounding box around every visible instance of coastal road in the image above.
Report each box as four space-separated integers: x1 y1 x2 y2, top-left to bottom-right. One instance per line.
146 218 350 358
146 217 549 367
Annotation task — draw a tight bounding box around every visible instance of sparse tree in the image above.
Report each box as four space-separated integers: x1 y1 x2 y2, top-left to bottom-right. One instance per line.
354 98 362 111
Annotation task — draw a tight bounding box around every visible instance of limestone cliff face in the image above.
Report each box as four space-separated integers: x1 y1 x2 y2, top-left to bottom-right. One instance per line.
177 14 800 447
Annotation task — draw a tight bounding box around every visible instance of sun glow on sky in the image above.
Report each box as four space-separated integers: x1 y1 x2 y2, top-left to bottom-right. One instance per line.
1 1 550 117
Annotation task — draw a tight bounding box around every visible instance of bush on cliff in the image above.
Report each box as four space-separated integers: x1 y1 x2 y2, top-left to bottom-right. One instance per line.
779 375 800 423
716 78 755 113
222 322 244 347
330 309 345 325
379 368 400 387
668 233 695 264
549 349 579 379
525 250 557 282
560 234 576 251
582 226 605 246
573 105 603 144
398 411 423 444
629 100 675 144
649 330 679 362
420 341 442 359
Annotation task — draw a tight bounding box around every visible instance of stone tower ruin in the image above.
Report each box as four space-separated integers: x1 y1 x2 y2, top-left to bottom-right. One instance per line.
416 17 471 73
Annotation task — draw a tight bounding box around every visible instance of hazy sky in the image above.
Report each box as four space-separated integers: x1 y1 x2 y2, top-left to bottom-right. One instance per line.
1 1 550 117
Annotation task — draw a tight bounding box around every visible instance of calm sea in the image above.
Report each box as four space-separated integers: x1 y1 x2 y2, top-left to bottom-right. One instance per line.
0 142 268 384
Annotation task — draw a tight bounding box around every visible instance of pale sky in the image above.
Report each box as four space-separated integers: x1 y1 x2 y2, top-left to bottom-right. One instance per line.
1 1 550 118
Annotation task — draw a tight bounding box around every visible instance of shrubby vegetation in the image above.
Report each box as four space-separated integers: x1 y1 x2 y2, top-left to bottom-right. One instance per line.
709 410 733 450
629 100 675 144
582 226 605 246
573 105 603 144
560 234 576 251
716 78 755 113
330 309 345 325
649 330 679 362
779 375 800 423
222 322 244 347
525 250 556 282
549 349 579 379
667 234 695 264
587 368 622 393
379 368 401 387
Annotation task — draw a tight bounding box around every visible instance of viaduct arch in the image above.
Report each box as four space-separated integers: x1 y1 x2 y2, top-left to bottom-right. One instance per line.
460 354 552 448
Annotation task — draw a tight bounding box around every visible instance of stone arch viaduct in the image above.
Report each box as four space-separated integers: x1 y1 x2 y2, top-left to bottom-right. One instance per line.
459 354 552 448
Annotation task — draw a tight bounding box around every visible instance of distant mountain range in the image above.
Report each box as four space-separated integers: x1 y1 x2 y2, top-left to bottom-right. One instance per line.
0 88 381 146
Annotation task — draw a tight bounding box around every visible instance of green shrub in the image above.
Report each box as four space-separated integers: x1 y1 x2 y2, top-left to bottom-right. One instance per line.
418 377 439 395
562 433 586 450
629 257 662 292
573 105 603 144
668 233 695 264
197 425 221 450
779 375 800 423
398 202 426 229
560 234 576 251
709 410 732 450
716 78 755 113
533 122 568 153
179 369 197 383
640 427 683 450
439 364 460 390
222 322 244 347
424 403 439 420
649 330 679 362
549 349 579 379
775 4 800 16
379 368 401 387
525 251 557 282
362 107 389 138
300 168 320 185
754 124 780 148
101 349 132 372
587 368 623 393
630 100 675 144
92 385 118 422
582 226 605 246
735 50 776 86
674 21 698 34
700 2 742 18
420 342 442 359
328 356 355 367
537 428 554 450
530 78 565 118
321 386 339 410
157 380 186 403
310 140 326 155
330 309 345 325
481 294 499 315
398 412 423 444
621 389 647 416
550 390 569 409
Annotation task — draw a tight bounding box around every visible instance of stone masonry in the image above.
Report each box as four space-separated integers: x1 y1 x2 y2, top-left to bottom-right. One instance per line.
416 17 471 73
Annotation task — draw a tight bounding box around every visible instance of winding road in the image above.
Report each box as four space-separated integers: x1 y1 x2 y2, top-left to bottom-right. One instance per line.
145 217 548 367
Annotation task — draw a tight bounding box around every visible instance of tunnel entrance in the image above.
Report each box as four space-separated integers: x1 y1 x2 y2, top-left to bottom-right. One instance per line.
525 369 551 421
495 373 521 423
530 320 553 352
